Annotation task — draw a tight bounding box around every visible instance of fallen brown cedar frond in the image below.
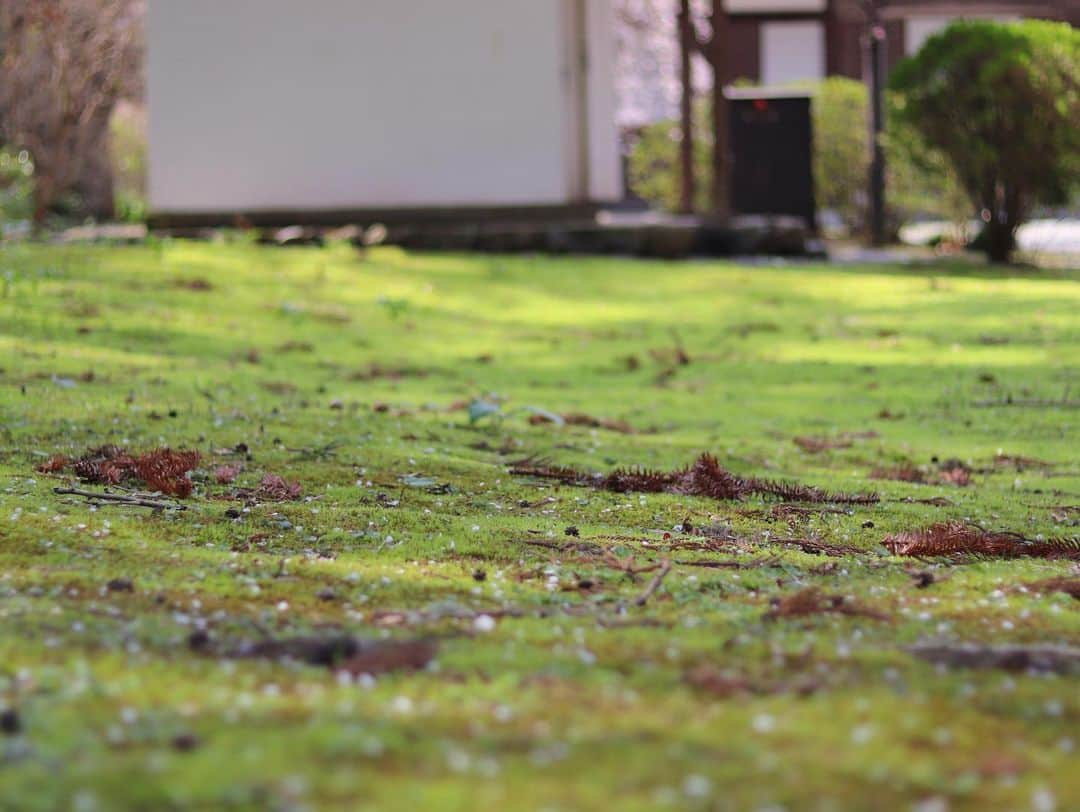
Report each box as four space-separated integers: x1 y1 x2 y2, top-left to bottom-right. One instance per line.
276 340 315 353
794 435 853 453
649 329 691 367
508 461 592 485
685 665 821 699
936 459 973 486
883 522 1080 560
256 474 304 501
872 461 972 487
684 665 753 698
37 455 71 474
349 363 429 382
261 381 298 395
511 453 878 505
871 463 927 484
909 643 1080 674
528 411 635 434
214 464 241 484
937 465 973 487
899 496 955 507
39 445 200 498
1017 577 1080 600
993 453 1054 471
173 277 213 291
1048 505 1079 521
765 587 889 621
135 449 202 498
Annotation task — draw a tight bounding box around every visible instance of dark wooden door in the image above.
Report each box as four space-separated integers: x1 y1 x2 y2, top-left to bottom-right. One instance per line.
730 95 816 230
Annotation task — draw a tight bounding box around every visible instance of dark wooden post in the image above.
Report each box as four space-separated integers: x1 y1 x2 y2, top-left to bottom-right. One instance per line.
678 0 695 214
709 0 731 221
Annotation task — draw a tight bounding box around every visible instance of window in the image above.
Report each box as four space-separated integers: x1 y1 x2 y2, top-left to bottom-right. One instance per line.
760 21 825 86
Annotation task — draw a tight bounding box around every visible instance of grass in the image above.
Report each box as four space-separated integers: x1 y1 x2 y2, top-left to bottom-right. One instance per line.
0 238 1078 811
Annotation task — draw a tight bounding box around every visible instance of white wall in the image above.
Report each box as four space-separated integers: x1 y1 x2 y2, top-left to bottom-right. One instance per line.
725 0 826 12
148 0 621 213
760 21 825 86
906 15 955 54
585 0 622 202
905 14 1020 55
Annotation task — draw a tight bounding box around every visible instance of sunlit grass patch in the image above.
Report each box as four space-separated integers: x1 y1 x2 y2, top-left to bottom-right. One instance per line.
0 242 1077 810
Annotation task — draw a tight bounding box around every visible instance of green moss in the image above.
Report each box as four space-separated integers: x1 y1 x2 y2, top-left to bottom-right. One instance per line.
0 242 1077 810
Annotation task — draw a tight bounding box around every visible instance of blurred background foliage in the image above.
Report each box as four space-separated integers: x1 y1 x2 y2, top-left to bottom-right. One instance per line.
627 77 973 238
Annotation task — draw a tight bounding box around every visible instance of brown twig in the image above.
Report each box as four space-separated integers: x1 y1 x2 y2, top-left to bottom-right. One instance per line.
633 559 673 607
771 537 868 557
674 558 778 570
54 486 187 511
517 538 603 556
973 399 1080 409
602 553 664 576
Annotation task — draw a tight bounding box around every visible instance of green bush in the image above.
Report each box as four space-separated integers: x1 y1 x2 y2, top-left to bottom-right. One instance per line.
627 102 713 214
881 121 972 235
109 102 147 224
812 78 869 230
890 19 1080 262
0 147 35 226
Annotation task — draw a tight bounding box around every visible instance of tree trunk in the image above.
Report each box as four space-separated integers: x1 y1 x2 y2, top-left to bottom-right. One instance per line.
984 221 1015 264
32 174 55 232
677 0 695 215
865 13 888 246
709 0 730 222
982 183 1021 264
74 110 117 220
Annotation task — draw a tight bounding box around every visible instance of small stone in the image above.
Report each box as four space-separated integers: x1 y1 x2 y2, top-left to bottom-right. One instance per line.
187 630 212 652
913 798 949 812
683 774 712 799
752 714 776 734
1031 788 1056 812
106 577 134 594
0 708 20 736
171 732 200 752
